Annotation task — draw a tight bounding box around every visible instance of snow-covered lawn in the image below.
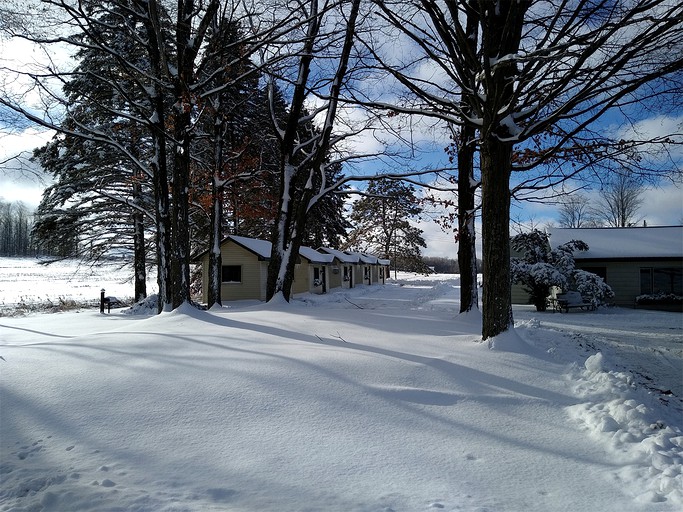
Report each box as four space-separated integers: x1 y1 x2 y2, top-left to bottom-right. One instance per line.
1 264 681 511
0 257 149 315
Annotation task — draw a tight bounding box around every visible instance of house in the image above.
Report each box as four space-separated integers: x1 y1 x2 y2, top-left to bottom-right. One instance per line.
318 249 391 287
296 246 335 294
547 226 682 308
512 226 683 308
318 248 359 288
196 235 391 303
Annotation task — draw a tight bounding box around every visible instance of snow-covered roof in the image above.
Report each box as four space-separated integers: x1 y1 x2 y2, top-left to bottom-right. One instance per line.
229 236 333 264
318 248 390 265
359 253 379 264
547 226 683 259
228 235 272 259
318 247 359 263
219 237 390 265
298 246 335 264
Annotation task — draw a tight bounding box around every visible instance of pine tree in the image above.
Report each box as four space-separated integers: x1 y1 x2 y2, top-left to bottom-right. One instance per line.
345 179 428 272
302 162 351 249
31 4 156 300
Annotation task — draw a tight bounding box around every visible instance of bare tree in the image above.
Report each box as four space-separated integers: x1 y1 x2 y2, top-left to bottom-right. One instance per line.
368 0 683 339
593 172 645 227
260 0 365 302
558 193 596 228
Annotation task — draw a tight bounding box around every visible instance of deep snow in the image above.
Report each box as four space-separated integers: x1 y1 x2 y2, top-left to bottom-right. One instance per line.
1 265 682 512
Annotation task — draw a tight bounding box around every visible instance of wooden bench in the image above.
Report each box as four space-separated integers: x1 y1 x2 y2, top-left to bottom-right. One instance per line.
555 291 596 313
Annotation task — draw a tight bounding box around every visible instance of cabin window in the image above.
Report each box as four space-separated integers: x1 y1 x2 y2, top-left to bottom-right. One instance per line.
640 267 683 295
314 267 320 281
222 265 242 283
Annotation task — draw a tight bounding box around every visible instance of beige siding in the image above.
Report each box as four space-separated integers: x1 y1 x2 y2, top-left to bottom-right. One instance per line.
292 261 310 294
356 265 371 285
371 265 379 284
511 283 531 305
577 259 681 307
328 265 342 289
342 265 354 288
219 242 266 301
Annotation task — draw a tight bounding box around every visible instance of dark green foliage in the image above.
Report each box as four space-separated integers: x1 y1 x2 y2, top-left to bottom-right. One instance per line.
302 162 351 249
346 179 428 272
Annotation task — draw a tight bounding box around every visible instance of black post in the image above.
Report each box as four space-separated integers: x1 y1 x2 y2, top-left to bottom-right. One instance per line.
100 289 105 314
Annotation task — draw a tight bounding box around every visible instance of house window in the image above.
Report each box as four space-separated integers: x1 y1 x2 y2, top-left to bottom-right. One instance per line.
222 265 242 283
314 267 320 281
640 267 683 295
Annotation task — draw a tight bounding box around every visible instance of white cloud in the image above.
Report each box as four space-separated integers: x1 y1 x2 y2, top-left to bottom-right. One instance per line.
640 185 683 226
0 127 54 210
0 127 54 159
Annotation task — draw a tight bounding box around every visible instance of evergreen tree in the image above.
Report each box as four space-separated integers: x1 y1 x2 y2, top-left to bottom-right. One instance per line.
302 162 351 249
345 179 428 272
511 230 613 311
31 4 157 300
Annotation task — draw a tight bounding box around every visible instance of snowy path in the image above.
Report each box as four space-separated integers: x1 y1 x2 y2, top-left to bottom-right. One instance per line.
514 306 683 411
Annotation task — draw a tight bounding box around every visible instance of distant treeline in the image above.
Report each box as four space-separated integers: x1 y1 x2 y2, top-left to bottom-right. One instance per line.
422 256 482 274
0 200 32 256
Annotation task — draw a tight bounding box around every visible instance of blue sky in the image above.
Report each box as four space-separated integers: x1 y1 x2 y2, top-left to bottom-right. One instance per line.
1 122 681 259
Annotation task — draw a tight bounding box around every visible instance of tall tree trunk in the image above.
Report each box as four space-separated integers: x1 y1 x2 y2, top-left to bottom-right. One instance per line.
208 187 223 308
208 150 224 308
457 124 478 313
265 0 360 303
457 2 479 314
480 138 513 339
478 0 529 339
171 2 193 309
267 163 309 301
140 0 172 313
170 0 219 309
132 172 147 303
171 102 192 309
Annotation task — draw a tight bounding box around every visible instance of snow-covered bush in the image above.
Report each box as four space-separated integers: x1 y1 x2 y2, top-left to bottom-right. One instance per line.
572 269 614 305
511 230 612 311
122 294 159 315
510 259 566 311
635 293 683 305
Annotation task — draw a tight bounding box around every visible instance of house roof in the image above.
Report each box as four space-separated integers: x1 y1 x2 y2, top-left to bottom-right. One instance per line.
196 236 391 265
299 246 335 264
228 236 336 264
547 226 683 260
229 235 272 259
318 247 359 263
359 253 379 264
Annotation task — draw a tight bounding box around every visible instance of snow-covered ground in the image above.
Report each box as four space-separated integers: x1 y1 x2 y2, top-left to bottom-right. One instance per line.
1 262 682 512
0 257 149 314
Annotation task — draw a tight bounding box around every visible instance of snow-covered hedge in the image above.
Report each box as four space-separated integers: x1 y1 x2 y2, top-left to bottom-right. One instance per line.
635 293 683 305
